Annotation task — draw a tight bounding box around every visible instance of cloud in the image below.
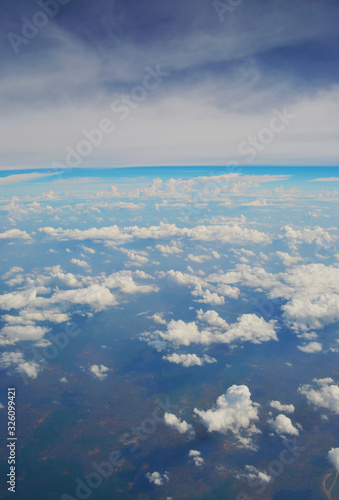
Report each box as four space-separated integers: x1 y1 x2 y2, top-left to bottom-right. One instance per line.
156 243 183 255
311 178 339 182
328 448 339 472
0 172 60 186
71 258 91 269
221 314 278 344
196 309 228 329
298 378 339 413
297 342 323 353
279 225 336 250
276 251 303 267
39 222 271 246
142 311 277 349
209 263 339 332
0 229 31 240
189 450 204 467
164 413 195 436
193 286 225 305
187 254 211 264
163 353 217 367
145 471 169 486
270 401 295 414
81 246 96 254
0 325 49 345
2 267 24 279
242 465 271 485
89 364 110 380
194 385 260 449
0 351 40 379
268 414 299 436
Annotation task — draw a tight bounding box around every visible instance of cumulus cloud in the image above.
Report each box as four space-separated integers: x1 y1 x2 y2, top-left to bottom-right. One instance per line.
71 258 91 269
221 314 278 344
164 413 195 436
145 471 169 486
156 243 183 255
0 229 31 240
298 378 339 413
208 263 339 332
39 221 271 246
279 225 337 250
270 401 295 414
268 414 299 436
328 448 339 472
242 465 271 485
0 351 40 379
163 353 217 367
189 450 204 467
142 311 277 350
297 342 322 353
89 364 110 380
81 246 96 254
276 251 303 267
0 325 50 345
194 385 260 449
48 285 117 311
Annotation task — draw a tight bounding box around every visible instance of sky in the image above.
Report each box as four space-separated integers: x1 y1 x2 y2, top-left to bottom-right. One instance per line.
1 0 339 169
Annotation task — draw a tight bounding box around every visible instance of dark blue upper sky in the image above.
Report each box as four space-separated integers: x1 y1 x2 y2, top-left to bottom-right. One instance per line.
1 0 339 168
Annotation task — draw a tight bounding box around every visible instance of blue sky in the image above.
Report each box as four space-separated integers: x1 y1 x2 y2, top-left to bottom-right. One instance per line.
1 0 339 169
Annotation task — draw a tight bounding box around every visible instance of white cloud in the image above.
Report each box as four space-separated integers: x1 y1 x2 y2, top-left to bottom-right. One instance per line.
196 309 228 329
268 414 299 436
0 325 49 345
142 311 277 349
2 267 24 279
120 248 149 266
163 353 217 367
221 314 277 344
71 258 91 269
298 378 339 414
60 377 68 383
297 342 323 353
39 222 271 246
189 450 204 467
48 285 117 311
209 263 339 332
156 243 183 255
279 225 337 250
276 251 303 267
194 385 260 449
328 448 339 472
193 286 225 305
89 364 110 380
187 254 211 264
81 246 96 254
243 465 271 485
270 401 295 414
145 471 169 486
164 413 195 436
0 229 31 240
151 313 167 325
0 351 40 379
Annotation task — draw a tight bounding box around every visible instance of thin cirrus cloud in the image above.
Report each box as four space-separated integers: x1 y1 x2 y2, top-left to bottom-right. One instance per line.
1 0 339 168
